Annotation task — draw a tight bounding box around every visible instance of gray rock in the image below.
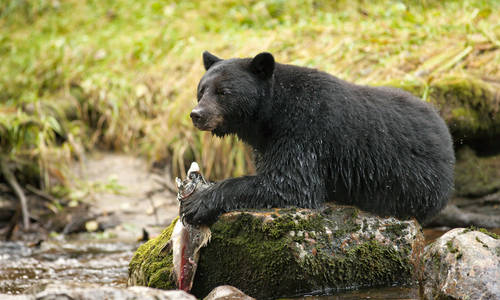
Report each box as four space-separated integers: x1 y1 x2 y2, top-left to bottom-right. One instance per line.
24 283 196 300
422 228 500 299
204 285 255 300
0 295 32 300
129 204 425 299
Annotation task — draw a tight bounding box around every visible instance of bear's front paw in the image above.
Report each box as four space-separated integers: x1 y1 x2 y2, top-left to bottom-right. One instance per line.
180 192 220 225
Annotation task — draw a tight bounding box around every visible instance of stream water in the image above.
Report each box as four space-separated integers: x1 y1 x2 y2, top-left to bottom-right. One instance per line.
0 230 459 299
0 235 137 295
1 220 498 299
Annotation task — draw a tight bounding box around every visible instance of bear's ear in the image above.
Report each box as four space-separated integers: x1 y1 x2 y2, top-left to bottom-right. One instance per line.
250 52 275 80
203 51 221 70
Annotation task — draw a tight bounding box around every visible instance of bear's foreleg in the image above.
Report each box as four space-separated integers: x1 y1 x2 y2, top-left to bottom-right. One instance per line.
180 171 324 225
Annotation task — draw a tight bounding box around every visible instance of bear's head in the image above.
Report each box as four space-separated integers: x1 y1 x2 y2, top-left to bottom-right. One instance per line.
191 51 275 139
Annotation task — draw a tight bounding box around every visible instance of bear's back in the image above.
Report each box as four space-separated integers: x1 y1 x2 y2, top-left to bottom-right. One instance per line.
270 63 454 222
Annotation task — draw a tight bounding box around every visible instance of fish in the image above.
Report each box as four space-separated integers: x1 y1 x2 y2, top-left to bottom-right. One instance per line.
172 162 212 292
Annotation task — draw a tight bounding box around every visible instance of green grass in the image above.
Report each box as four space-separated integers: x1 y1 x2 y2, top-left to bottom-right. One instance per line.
1 0 499 196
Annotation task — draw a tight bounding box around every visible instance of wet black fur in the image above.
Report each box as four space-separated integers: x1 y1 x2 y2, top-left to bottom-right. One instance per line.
181 51 455 225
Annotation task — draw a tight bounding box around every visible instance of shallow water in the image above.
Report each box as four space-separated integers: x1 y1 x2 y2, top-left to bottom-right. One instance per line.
0 236 420 299
0 236 138 295
289 285 419 299
1 228 498 298
0 236 421 299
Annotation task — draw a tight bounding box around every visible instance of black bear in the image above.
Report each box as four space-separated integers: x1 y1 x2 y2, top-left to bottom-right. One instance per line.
181 51 455 225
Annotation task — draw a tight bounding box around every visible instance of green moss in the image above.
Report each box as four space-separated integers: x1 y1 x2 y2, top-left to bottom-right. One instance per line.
128 217 178 289
384 223 409 240
382 79 426 99
453 147 500 197
445 238 463 260
192 213 303 299
263 214 302 239
461 228 472 234
430 76 500 138
304 240 413 288
475 237 489 248
446 239 458 254
461 226 500 239
478 228 499 239
451 107 480 130
384 76 500 141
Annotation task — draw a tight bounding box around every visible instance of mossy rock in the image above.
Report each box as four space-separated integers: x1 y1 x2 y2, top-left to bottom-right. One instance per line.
128 217 178 290
128 204 424 299
453 146 500 197
386 75 500 141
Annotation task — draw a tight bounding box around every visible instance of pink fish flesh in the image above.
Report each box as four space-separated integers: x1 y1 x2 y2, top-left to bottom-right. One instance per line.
172 162 212 292
172 219 211 292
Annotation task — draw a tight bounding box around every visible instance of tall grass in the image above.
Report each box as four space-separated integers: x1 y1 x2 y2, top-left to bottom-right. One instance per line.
1 0 499 193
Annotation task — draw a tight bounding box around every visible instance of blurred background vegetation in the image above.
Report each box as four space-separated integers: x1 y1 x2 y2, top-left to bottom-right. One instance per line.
1 0 499 206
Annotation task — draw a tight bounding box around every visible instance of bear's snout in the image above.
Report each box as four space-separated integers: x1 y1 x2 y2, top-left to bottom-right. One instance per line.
190 108 203 124
190 105 223 131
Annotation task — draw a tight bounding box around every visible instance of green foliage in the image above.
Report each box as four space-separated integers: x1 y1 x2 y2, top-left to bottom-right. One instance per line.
1 0 499 193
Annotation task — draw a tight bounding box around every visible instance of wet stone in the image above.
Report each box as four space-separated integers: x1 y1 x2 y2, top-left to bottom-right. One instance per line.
422 228 500 299
203 285 255 300
129 204 425 299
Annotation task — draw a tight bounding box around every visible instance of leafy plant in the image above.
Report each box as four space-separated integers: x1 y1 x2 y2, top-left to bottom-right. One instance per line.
0 0 499 194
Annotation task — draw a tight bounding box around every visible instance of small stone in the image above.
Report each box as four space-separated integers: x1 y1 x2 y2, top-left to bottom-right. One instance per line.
203 285 255 300
85 220 99 232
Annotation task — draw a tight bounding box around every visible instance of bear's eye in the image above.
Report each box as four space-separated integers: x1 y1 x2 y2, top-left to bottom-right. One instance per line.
197 87 206 100
217 88 231 96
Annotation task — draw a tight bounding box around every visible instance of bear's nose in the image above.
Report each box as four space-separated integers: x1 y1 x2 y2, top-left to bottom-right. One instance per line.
190 108 203 123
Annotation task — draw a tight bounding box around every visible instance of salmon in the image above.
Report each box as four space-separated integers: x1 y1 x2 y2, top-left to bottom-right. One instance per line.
172 162 212 292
